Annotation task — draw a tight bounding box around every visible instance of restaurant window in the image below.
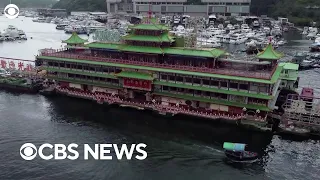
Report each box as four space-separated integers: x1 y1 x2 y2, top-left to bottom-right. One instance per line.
112 79 119 84
193 78 201 85
109 68 115 73
169 75 175 81
186 89 194 95
185 77 192 83
94 76 100 81
170 87 177 92
75 65 82 69
195 90 202 95
230 82 238 89
176 76 183 82
211 80 219 87
239 83 249 90
259 86 268 93
220 81 228 88
161 74 168 80
204 91 211 97
90 67 95 71
48 62 53 66
203 79 210 86
220 94 228 100
66 64 70 68
177 88 184 93
163 86 169 91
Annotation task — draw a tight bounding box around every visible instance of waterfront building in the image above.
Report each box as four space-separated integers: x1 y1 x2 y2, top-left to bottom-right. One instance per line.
106 0 133 13
129 0 250 16
36 20 298 124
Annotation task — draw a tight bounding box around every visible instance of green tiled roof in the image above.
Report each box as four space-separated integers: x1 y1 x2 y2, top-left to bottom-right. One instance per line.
62 32 88 44
257 43 284 60
37 56 282 84
84 42 225 58
115 71 154 80
163 47 226 58
130 23 169 30
153 91 271 112
122 32 174 43
85 42 120 49
279 62 299 70
154 81 273 100
120 45 163 54
44 67 117 79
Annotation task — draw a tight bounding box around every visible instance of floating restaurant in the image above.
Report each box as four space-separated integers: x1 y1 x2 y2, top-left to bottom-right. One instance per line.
35 20 299 127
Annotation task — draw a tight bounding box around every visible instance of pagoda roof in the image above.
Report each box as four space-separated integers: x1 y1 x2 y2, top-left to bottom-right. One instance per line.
85 42 226 58
163 47 226 58
62 32 88 44
120 45 164 54
256 43 284 60
130 23 169 31
122 32 174 43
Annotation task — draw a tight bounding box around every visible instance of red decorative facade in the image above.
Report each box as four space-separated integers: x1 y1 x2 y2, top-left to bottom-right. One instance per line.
123 78 152 91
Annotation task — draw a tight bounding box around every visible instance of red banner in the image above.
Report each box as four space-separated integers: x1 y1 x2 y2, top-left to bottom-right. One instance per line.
0 59 34 71
123 78 152 91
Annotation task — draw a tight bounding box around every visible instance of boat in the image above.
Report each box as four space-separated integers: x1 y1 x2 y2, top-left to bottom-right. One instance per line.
35 20 300 125
223 142 259 162
56 24 68 30
0 76 43 93
310 43 320 52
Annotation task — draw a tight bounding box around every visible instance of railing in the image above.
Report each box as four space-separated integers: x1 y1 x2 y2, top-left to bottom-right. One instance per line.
55 86 267 122
39 50 274 80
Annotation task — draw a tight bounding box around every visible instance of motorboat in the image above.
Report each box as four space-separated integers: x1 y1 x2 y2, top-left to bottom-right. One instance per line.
310 42 320 52
252 20 260 28
56 24 68 30
223 142 258 162
229 34 247 44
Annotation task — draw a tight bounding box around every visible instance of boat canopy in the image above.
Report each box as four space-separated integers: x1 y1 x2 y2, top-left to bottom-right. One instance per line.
223 142 246 151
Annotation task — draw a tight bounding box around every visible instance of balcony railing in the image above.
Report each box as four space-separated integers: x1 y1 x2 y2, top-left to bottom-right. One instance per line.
39 49 275 80
56 86 267 122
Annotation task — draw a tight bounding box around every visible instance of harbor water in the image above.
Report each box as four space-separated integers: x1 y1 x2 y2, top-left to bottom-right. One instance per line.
0 16 319 180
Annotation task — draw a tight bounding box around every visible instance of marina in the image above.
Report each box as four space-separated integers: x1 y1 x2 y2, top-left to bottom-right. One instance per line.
0 15 319 138
0 5 320 179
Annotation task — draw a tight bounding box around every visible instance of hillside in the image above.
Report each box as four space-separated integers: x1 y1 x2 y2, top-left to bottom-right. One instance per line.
0 0 58 8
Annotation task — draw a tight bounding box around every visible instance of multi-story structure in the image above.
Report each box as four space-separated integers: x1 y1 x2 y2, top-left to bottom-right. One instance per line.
132 0 251 16
36 20 298 125
106 0 133 13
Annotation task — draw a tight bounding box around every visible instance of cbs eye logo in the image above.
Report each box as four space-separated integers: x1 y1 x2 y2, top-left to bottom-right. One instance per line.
4 4 20 19
20 143 37 160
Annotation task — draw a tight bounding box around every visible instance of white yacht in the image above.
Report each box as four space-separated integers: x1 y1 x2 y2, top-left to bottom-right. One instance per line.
252 20 260 28
241 25 251 33
226 24 234 30
229 34 247 44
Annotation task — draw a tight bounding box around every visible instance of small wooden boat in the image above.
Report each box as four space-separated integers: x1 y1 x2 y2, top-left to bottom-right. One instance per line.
223 142 258 162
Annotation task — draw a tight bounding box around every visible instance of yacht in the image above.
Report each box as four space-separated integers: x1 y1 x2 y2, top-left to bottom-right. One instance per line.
56 24 68 30
252 20 260 28
241 24 251 33
64 25 87 34
229 34 247 44
226 24 234 30
32 17 46 23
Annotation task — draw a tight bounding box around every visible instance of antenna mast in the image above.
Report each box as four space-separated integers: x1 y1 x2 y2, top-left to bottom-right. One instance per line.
146 1 152 24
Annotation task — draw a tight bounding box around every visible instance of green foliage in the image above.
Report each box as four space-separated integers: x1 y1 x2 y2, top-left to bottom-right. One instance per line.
251 0 320 26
